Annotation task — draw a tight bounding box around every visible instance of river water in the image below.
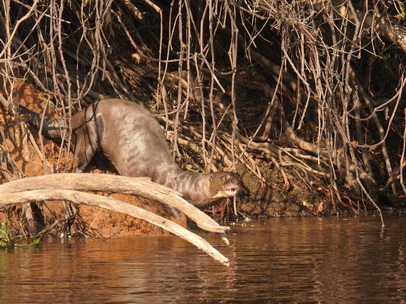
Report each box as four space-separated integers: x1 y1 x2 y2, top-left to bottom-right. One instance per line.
0 215 405 303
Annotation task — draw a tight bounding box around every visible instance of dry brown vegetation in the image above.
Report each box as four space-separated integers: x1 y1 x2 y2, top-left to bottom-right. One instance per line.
1 0 406 235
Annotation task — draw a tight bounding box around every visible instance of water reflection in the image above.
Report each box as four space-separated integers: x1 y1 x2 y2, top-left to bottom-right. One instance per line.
0 216 405 303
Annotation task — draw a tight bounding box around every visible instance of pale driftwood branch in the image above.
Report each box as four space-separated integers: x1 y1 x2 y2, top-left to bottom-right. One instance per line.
0 173 229 234
0 188 229 266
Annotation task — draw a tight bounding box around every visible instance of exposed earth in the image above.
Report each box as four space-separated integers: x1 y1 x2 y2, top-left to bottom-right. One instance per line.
0 81 187 237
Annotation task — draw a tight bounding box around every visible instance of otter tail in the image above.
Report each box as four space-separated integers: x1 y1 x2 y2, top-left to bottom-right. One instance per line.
19 105 68 139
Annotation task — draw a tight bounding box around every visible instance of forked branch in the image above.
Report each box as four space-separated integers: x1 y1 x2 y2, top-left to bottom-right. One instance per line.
0 173 231 266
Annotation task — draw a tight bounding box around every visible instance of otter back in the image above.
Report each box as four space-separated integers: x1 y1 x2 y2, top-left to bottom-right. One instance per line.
20 99 241 207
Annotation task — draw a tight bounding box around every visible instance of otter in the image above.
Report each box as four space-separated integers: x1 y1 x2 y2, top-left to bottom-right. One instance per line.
19 99 240 208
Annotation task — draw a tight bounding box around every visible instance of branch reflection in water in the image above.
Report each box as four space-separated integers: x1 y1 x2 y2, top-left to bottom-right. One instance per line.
0 215 405 303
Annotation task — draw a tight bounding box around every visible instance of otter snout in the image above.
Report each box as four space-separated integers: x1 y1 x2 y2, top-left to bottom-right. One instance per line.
222 173 241 197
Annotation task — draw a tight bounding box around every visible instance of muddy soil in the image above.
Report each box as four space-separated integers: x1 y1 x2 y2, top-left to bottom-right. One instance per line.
0 81 187 237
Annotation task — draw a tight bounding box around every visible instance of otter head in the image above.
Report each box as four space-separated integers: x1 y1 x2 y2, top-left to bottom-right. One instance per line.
209 171 241 201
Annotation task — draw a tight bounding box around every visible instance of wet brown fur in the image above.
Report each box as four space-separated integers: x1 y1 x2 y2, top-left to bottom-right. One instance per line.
20 99 240 208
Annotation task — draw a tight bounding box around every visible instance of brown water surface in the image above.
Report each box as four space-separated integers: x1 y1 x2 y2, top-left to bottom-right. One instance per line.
0 215 405 303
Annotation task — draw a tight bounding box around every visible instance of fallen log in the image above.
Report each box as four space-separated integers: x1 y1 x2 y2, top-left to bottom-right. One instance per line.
0 174 231 266
0 173 230 234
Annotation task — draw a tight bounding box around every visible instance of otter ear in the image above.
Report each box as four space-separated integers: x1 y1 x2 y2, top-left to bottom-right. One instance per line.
222 173 231 181
209 173 214 181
